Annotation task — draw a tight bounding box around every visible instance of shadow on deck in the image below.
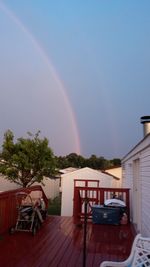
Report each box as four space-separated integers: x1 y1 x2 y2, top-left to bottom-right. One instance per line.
0 216 136 267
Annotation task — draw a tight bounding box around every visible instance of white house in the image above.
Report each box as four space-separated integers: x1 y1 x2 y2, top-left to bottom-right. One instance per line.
103 167 122 187
0 174 60 200
33 176 60 199
122 116 150 236
61 167 120 216
0 174 21 192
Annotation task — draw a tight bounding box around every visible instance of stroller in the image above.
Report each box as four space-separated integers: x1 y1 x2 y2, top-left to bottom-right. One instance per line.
10 191 47 235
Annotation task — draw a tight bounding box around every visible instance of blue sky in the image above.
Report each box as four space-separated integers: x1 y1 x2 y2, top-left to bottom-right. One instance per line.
0 1 150 159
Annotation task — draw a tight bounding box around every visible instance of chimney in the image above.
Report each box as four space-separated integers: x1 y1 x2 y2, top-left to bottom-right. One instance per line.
141 116 150 137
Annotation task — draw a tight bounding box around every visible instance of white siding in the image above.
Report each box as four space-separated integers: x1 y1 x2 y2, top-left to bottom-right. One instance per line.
33 177 60 200
122 135 150 236
140 147 150 236
0 175 21 192
0 174 60 200
122 162 134 222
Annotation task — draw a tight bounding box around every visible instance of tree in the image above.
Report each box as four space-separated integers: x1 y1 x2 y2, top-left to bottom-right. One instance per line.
0 130 56 187
56 153 86 169
66 153 85 168
110 158 121 167
55 153 121 170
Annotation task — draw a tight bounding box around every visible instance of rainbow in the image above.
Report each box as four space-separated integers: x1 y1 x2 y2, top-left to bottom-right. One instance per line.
0 1 81 155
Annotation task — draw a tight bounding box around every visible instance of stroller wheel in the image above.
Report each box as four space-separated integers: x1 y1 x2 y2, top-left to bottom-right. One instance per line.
9 227 15 235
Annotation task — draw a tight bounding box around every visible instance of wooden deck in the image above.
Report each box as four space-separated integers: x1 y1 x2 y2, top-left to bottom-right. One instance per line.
0 216 136 267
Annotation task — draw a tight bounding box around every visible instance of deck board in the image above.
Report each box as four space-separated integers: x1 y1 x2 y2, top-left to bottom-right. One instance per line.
0 216 136 267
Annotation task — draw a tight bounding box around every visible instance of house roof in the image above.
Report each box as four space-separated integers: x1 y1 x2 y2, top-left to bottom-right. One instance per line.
61 167 101 176
59 167 79 174
101 170 120 180
61 167 119 180
46 175 60 180
104 166 121 171
122 132 150 162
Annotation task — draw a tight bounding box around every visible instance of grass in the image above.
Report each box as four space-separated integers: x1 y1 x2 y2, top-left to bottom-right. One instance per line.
47 196 61 215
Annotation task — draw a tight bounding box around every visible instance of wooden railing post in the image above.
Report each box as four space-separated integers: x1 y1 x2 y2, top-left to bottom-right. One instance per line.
83 198 88 267
126 189 130 223
73 187 81 225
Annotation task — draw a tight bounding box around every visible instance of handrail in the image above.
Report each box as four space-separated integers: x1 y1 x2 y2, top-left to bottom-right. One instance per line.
74 179 100 187
73 186 130 225
0 185 48 234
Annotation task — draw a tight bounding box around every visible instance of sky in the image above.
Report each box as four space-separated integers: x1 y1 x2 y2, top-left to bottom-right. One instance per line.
0 0 150 159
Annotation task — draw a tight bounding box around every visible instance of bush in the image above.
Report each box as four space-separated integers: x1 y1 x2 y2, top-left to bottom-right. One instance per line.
47 196 61 215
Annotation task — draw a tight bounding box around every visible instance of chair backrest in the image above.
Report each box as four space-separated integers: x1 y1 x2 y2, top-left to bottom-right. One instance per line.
131 234 150 266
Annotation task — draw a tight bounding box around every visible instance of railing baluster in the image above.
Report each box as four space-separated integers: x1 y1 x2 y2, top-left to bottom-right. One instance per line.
73 185 130 225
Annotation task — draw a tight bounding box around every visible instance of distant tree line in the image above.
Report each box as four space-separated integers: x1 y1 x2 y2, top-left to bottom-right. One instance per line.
55 153 121 170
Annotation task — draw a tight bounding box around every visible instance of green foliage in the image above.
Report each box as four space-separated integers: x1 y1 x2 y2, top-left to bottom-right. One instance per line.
56 153 121 170
47 196 61 215
110 158 121 167
0 130 56 187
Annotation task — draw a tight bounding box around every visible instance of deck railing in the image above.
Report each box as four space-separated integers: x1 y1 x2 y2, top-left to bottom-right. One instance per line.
0 185 48 235
73 186 130 225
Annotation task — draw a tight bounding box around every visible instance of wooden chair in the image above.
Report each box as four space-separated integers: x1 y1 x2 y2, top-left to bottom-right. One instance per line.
100 234 150 267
